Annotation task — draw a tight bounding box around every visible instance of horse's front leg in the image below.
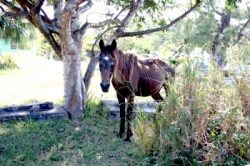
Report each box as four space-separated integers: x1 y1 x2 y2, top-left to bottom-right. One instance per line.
117 93 125 138
125 95 134 142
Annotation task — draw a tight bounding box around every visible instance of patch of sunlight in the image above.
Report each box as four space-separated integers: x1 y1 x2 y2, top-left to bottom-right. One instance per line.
0 54 64 107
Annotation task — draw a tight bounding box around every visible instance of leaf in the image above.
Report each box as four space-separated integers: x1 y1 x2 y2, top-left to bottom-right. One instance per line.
226 0 241 8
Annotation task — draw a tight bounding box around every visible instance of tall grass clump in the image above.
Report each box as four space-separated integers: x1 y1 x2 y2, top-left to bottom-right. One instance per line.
132 58 250 165
226 45 250 117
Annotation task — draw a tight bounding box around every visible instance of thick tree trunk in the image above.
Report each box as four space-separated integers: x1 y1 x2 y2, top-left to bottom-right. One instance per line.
63 50 85 118
61 2 86 118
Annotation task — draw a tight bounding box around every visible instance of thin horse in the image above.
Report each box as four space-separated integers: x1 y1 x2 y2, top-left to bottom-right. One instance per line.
98 39 175 142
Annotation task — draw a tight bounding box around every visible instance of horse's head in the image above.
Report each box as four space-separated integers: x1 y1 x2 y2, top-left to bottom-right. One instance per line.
98 39 117 92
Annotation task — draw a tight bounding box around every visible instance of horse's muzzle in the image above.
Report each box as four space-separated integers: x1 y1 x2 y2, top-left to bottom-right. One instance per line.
100 82 110 92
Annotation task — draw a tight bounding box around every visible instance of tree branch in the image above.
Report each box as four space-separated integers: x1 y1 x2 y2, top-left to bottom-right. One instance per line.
35 14 62 59
77 0 93 15
210 1 222 16
0 0 28 16
235 15 250 44
16 0 34 11
0 6 28 17
33 0 45 14
91 26 118 56
119 0 202 37
46 23 60 35
113 5 130 20
1 0 62 59
78 22 89 36
115 0 145 37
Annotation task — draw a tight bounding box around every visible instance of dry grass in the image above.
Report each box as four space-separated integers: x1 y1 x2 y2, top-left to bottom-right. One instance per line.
132 58 250 165
235 75 250 117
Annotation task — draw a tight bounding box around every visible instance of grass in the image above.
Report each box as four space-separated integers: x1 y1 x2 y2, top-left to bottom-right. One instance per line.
0 54 64 106
132 58 250 165
0 100 143 165
0 53 147 165
1 52 249 165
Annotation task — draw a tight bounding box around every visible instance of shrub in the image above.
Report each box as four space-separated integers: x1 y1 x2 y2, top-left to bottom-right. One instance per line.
132 58 250 165
0 53 18 70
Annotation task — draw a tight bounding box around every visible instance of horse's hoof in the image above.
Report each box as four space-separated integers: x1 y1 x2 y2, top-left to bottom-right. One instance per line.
124 137 131 142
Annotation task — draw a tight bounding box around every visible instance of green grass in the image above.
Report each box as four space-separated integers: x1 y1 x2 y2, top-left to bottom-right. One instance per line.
0 100 144 165
0 53 147 165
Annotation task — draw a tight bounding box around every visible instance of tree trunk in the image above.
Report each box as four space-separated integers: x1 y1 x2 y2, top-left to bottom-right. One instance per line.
61 2 86 118
84 55 99 91
63 50 85 118
53 0 63 27
211 8 231 67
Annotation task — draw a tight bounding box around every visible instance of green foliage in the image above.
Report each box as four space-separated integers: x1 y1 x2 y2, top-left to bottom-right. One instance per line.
226 0 242 8
132 58 250 165
0 53 18 70
0 17 35 43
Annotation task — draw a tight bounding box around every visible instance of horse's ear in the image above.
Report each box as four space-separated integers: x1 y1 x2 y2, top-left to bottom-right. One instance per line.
111 40 117 51
99 39 105 51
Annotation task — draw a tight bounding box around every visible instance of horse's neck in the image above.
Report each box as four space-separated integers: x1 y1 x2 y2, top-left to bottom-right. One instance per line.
113 50 131 83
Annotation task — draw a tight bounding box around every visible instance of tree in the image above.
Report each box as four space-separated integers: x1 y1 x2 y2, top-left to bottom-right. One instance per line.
148 0 250 67
0 0 202 118
0 0 91 118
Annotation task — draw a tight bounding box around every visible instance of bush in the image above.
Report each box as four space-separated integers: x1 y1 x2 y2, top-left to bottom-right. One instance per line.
132 58 250 165
0 53 18 70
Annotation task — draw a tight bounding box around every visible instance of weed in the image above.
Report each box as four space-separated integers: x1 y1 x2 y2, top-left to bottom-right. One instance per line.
132 58 250 165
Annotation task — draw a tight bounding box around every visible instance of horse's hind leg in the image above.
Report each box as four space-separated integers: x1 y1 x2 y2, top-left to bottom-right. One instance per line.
117 93 126 138
125 95 134 142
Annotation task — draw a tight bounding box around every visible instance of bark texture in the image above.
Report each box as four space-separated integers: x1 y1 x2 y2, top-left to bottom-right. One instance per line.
61 0 88 118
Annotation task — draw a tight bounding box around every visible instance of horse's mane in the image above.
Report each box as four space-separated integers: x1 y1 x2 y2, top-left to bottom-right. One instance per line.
113 50 174 92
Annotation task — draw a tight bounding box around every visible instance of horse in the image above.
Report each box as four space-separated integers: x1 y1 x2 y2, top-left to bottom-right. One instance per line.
98 39 175 142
